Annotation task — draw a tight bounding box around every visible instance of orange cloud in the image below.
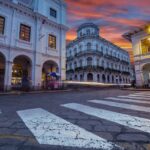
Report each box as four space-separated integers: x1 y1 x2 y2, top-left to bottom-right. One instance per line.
65 0 150 63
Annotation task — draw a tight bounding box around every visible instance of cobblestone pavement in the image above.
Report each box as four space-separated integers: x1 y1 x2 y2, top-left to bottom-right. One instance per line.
0 88 150 150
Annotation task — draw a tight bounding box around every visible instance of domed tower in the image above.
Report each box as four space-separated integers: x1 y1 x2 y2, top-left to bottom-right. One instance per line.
77 23 99 38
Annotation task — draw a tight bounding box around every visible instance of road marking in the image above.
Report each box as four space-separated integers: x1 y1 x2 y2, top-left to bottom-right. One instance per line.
118 96 150 100
89 100 150 113
129 94 150 98
132 93 150 96
62 103 150 134
17 108 119 150
106 97 150 105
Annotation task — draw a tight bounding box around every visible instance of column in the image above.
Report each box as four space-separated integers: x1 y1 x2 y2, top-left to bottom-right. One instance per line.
32 64 42 90
4 61 13 91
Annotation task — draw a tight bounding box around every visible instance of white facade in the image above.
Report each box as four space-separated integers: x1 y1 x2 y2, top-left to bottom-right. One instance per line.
66 23 131 84
0 0 68 91
124 26 150 87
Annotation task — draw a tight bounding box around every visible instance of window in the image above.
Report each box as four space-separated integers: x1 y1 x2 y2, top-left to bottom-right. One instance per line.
86 29 90 35
96 44 98 51
19 24 31 42
74 61 77 68
87 57 92 66
0 16 5 35
87 42 91 50
50 8 57 18
141 38 150 54
79 59 83 67
48 34 56 49
79 45 82 52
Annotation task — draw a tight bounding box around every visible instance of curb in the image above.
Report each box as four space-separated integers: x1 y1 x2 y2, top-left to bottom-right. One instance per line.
0 89 72 96
121 88 150 91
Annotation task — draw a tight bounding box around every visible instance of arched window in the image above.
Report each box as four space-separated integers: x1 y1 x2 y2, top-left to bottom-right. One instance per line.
79 45 82 52
74 61 77 68
74 48 77 55
102 60 105 67
87 42 91 50
69 63 72 69
79 59 83 67
97 59 99 66
87 57 93 66
69 50 72 56
107 62 109 68
96 44 99 51
86 29 90 35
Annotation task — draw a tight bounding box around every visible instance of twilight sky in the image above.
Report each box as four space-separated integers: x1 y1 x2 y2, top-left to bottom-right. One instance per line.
65 0 150 63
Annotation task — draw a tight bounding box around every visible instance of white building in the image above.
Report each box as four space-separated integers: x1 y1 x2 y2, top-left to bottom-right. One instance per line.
124 25 150 87
66 23 131 84
0 0 68 91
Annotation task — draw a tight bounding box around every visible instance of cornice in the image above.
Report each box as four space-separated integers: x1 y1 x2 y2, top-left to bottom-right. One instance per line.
67 36 129 55
0 0 68 31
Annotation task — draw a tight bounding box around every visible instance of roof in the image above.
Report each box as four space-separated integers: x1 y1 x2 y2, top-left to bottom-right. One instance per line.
123 24 150 42
77 23 99 32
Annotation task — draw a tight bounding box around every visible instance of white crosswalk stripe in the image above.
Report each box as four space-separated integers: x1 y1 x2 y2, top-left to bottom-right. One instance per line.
106 97 150 105
88 99 150 113
129 94 150 97
62 103 150 134
133 92 150 95
118 95 150 100
17 108 120 150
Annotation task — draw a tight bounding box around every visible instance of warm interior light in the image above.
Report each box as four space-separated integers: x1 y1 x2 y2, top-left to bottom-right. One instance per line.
147 26 150 34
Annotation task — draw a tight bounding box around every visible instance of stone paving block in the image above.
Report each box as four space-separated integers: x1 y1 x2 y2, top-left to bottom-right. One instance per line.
94 125 122 132
117 134 150 142
0 145 18 150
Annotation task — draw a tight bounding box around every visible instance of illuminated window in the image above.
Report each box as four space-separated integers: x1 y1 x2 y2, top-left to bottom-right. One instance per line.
19 24 31 42
48 34 56 49
50 8 57 18
0 16 5 35
141 38 150 54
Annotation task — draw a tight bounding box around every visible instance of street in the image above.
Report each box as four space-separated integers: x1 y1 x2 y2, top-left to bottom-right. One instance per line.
0 89 150 150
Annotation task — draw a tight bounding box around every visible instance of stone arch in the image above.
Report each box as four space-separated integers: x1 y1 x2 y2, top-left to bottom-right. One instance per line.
142 63 150 85
112 75 114 83
97 74 100 82
80 74 83 81
87 73 93 81
0 52 6 91
107 74 110 83
12 55 32 89
102 74 106 83
42 60 59 88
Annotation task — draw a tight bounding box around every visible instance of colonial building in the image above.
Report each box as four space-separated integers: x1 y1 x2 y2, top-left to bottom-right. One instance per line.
124 25 150 87
66 23 131 84
0 0 68 91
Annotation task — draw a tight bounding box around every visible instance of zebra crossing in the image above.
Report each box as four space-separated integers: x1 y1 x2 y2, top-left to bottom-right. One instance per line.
17 108 120 150
17 92 150 149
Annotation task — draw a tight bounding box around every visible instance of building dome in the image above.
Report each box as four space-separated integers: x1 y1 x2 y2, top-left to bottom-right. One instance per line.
77 23 99 38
